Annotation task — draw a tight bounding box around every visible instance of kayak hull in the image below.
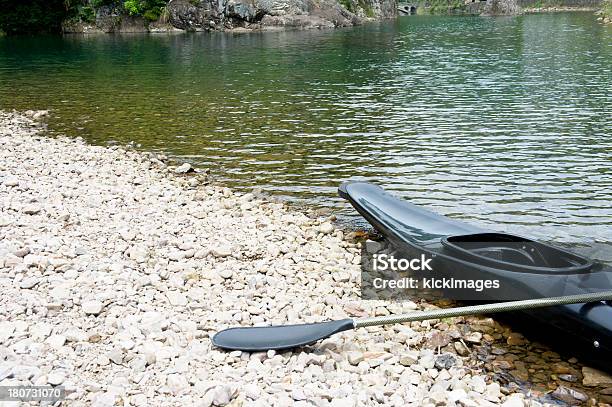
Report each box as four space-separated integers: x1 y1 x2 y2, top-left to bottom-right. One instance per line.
340 181 612 371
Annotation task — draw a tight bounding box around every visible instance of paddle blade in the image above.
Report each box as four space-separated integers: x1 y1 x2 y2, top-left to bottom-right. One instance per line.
212 319 355 351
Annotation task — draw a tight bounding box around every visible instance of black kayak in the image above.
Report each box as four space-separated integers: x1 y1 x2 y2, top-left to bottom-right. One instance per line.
339 181 612 371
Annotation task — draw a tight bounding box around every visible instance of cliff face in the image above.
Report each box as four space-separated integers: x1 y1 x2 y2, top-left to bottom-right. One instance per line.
481 0 521 15
413 0 601 15
62 0 397 33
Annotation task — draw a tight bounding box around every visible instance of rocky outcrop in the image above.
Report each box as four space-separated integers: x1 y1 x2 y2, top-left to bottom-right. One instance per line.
481 0 521 15
62 0 396 33
62 4 158 33
166 0 390 31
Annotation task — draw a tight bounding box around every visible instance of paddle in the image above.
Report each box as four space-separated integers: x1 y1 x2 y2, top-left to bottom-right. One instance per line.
212 291 612 351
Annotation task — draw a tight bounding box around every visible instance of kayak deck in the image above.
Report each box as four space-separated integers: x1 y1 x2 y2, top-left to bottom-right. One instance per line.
339 181 612 371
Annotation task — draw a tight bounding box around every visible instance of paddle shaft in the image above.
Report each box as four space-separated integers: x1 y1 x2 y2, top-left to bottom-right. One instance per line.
354 291 612 328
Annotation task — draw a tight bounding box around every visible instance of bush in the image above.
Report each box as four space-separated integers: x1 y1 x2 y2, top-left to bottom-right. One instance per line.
78 5 96 23
123 0 167 20
123 0 142 15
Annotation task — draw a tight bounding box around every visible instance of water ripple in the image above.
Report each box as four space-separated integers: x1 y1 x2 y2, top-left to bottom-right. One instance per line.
0 13 610 249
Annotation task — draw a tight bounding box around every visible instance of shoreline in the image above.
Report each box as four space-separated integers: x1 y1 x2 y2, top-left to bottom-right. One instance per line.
522 6 599 12
1 110 611 406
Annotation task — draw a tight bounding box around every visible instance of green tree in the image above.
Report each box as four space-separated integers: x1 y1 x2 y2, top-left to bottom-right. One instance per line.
0 0 79 34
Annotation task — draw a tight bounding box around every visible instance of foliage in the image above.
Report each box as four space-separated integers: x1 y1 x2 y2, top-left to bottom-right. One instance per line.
0 0 172 34
123 0 168 21
358 0 375 17
91 0 115 7
123 0 141 15
339 0 375 17
339 0 355 12
526 0 563 8
78 5 96 23
0 0 76 34
602 0 612 18
417 0 465 14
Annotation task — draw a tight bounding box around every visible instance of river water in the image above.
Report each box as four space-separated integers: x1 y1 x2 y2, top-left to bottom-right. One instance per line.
1 13 610 250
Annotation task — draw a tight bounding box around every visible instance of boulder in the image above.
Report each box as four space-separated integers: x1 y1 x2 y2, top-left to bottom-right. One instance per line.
582 367 612 386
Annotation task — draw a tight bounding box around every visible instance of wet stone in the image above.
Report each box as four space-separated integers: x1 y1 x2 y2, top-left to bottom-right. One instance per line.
551 385 588 404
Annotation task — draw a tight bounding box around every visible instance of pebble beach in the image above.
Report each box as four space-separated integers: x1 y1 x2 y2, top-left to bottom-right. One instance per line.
1 110 610 407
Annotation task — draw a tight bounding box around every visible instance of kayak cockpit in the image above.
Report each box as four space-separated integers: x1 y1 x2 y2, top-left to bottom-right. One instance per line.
441 233 593 274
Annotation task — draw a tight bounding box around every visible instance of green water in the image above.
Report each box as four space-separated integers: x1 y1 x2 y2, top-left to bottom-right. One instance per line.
1 13 610 247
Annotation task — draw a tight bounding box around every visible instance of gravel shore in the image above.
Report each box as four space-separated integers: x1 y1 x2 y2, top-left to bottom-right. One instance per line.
0 110 583 406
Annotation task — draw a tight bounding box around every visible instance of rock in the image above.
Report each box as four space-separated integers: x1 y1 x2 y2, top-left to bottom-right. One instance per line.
425 331 452 349
399 350 419 366
32 110 48 119
212 385 236 406
482 0 521 15
0 216 11 227
319 222 334 234
582 366 612 386
364 240 383 254
448 389 468 404
23 204 41 215
506 333 526 346
428 383 448 404
3 177 19 187
552 362 573 375
501 394 525 407
13 247 30 257
0 365 12 381
212 245 232 258
82 300 104 315
551 385 588 404
243 383 260 399
434 353 457 370
46 335 67 348
464 332 482 343
418 352 435 369
4 254 22 267
64 328 88 342
167 250 184 261
217 268 233 279
97 355 110 366
470 375 487 393
166 291 188 306
91 392 116 407
119 229 136 242
174 163 193 174
166 374 189 395
485 382 501 401
130 394 148 406
50 285 72 301
30 323 52 340
558 374 578 382
107 348 124 365
291 388 308 401
454 341 470 356
128 246 148 263
347 351 364 366
47 371 65 385
19 277 40 289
